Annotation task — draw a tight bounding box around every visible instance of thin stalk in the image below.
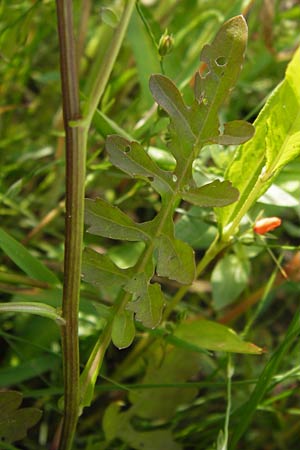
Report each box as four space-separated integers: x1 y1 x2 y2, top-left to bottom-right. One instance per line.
56 0 136 415
222 174 267 241
56 1 85 449
220 355 233 450
84 0 136 127
229 310 300 450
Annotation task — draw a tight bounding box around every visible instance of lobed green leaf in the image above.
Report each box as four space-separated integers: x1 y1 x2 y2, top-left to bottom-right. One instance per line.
106 135 174 197
125 273 165 329
155 234 195 284
212 120 255 145
82 247 133 289
85 198 150 241
180 179 239 207
0 391 42 444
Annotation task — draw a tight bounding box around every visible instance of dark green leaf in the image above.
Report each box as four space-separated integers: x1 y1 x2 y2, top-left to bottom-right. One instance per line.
129 344 201 421
103 403 181 450
0 391 42 444
180 179 239 207
212 120 255 145
82 248 133 289
194 15 248 117
155 234 195 284
125 274 165 328
149 74 195 144
106 135 174 197
85 198 150 241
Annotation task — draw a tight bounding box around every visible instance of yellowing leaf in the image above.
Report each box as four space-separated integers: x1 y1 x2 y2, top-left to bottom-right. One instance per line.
174 319 263 354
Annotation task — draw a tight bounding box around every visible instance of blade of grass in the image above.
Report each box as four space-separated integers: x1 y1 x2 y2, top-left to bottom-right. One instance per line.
0 228 59 285
229 309 300 449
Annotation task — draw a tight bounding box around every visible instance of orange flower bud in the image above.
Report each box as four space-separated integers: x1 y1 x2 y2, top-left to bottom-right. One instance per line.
253 217 282 235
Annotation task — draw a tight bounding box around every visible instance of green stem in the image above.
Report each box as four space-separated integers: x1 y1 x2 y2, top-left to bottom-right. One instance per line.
56 1 85 449
0 301 65 325
77 0 136 410
80 292 129 407
84 0 136 127
222 174 266 241
221 354 233 450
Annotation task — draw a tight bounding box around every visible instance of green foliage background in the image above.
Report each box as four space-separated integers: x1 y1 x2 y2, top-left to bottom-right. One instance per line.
1 1 300 449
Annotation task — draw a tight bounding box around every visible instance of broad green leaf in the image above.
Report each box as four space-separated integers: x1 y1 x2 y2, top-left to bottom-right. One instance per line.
155 234 195 284
180 179 239 207
212 120 255 145
0 228 59 285
174 319 263 354
129 344 201 421
103 402 181 450
85 198 150 241
106 135 174 196
125 274 165 328
194 15 247 110
211 254 250 310
0 391 42 444
149 16 249 181
217 47 300 233
112 309 135 349
82 248 133 288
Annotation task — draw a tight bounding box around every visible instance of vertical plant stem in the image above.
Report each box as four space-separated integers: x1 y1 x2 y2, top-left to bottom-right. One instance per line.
84 0 136 127
56 1 85 448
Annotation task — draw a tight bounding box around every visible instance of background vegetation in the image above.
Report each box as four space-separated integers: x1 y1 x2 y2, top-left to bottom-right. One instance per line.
1 0 300 449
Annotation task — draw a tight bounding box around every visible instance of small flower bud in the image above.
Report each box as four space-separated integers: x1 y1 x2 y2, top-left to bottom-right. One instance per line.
253 217 282 235
158 30 174 57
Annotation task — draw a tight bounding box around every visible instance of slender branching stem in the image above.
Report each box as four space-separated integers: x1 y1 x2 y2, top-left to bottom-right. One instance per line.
56 0 136 442
56 1 85 448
